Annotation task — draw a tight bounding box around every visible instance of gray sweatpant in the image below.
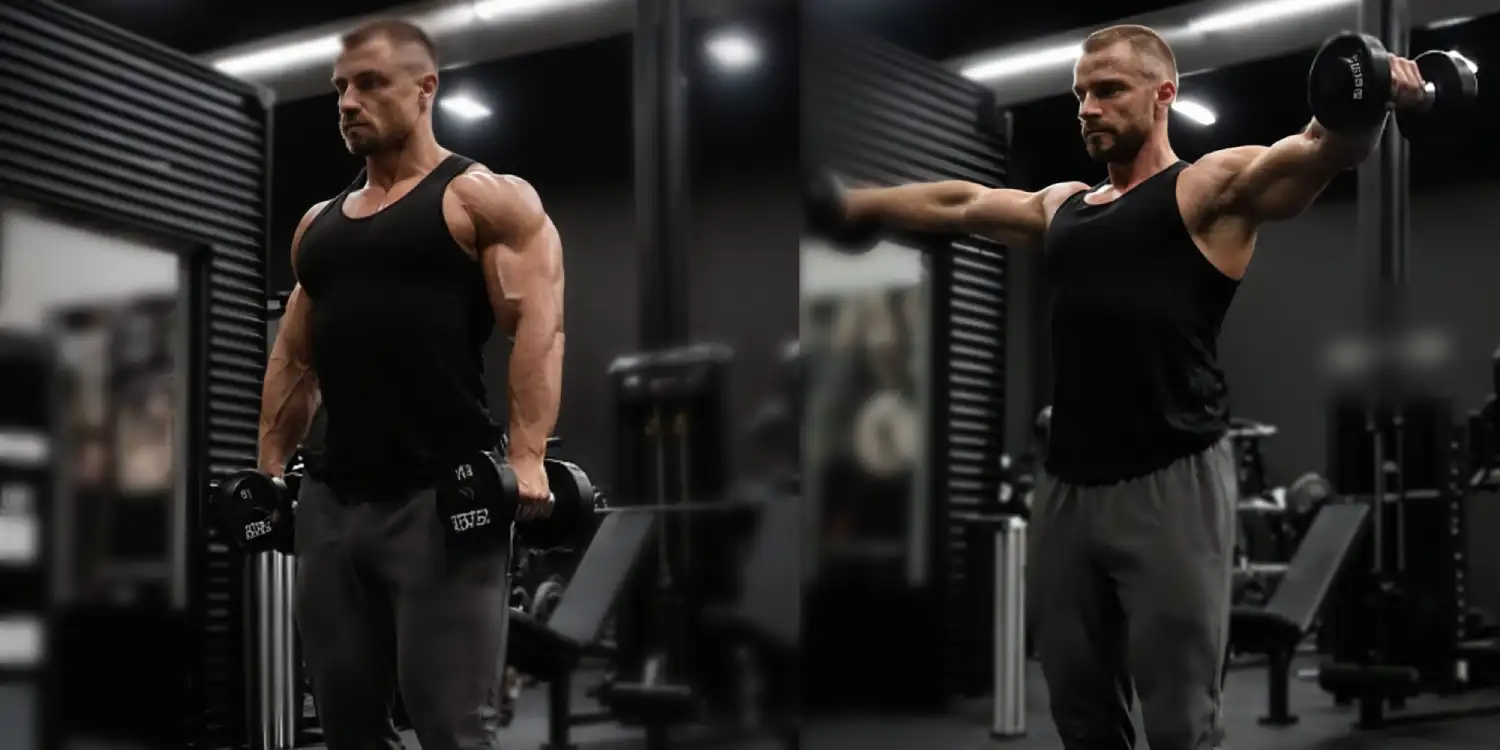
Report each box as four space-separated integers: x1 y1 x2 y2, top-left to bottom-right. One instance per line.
1030 439 1236 750
293 477 512 750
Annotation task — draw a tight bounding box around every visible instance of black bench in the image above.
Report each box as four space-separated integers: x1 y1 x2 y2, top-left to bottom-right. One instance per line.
1228 502 1370 726
507 510 658 749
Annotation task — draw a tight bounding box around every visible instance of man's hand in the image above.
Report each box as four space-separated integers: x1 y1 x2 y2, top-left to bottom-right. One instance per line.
1388 55 1428 111
510 456 553 520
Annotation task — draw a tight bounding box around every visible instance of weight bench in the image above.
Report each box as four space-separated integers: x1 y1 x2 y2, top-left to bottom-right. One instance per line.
1228 502 1370 726
507 511 658 750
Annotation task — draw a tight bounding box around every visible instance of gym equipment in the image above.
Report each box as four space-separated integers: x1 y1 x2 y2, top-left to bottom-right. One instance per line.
1228 417 1277 497
210 470 294 554
803 169 882 252
506 511 659 748
432 452 599 553
1229 503 1370 726
1308 33 1478 137
1396 50 1481 142
991 515 1027 739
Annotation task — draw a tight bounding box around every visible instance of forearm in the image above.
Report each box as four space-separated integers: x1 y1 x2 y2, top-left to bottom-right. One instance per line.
506 316 564 463
257 353 319 475
1305 116 1387 171
844 181 985 234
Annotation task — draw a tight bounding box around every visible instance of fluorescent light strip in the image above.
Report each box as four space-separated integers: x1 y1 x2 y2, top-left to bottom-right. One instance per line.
961 0 1359 84
1429 16 1474 30
1188 0 1355 34
211 0 615 77
1171 98 1216 126
960 42 1083 81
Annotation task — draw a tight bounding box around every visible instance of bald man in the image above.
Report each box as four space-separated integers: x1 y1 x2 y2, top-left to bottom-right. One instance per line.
829 23 1430 750
255 19 565 750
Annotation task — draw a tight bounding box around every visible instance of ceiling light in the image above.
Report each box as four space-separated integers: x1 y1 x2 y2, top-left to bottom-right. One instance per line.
1171 98 1217 126
1428 16 1473 30
1187 0 1354 34
214 35 341 76
961 42 1082 82
439 94 493 121
707 30 761 71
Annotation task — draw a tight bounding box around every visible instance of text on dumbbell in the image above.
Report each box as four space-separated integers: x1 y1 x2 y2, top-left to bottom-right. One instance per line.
244 519 273 541
450 508 490 532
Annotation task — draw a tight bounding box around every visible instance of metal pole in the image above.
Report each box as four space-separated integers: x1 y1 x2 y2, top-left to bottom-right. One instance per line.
245 551 299 750
634 0 691 349
991 517 1027 738
635 0 664 349
661 0 690 347
1357 0 1408 662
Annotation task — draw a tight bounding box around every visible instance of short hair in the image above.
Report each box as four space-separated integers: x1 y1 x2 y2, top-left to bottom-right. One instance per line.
340 18 439 70
1082 24 1177 84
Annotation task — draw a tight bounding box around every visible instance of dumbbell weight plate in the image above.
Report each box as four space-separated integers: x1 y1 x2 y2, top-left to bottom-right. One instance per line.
211 470 288 553
1308 33 1393 130
1396 50 1479 142
516 459 597 550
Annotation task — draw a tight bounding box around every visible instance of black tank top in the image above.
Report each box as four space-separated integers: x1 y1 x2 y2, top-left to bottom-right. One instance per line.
293 154 499 492
1042 161 1239 486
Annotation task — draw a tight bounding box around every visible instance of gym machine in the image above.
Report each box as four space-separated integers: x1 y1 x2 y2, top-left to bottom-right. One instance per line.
1308 0 1499 730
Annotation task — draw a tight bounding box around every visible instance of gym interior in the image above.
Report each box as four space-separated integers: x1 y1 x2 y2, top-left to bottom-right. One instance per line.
0 0 1497 749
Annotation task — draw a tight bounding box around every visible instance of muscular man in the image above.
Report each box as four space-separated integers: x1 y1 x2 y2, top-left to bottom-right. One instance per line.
256 19 564 750
832 25 1427 750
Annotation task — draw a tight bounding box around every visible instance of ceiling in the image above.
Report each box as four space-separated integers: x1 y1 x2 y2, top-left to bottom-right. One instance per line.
57 0 1500 195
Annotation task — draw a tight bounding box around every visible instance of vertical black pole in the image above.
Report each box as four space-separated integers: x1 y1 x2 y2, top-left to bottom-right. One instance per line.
635 0 665 349
1357 0 1408 669
635 0 691 349
662 0 691 346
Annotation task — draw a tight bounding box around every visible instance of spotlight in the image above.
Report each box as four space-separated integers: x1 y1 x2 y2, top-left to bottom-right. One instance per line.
707 30 761 72
439 94 493 122
1171 98 1217 126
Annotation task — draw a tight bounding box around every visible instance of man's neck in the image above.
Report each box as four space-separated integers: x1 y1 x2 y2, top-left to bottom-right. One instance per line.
365 131 446 190
1106 137 1178 191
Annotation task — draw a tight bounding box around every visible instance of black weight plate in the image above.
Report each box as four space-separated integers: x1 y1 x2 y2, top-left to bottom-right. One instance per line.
1309 33 1391 129
211 470 281 552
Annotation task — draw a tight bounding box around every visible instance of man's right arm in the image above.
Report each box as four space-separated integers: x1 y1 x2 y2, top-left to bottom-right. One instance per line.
257 201 327 476
843 180 1090 248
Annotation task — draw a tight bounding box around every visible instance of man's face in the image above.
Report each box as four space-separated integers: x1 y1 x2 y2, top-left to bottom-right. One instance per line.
1072 42 1172 164
331 38 435 157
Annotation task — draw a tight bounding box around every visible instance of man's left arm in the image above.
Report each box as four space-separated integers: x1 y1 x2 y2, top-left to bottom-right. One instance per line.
1201 118 1384 225
1205 53 1428 225
461 172 566 468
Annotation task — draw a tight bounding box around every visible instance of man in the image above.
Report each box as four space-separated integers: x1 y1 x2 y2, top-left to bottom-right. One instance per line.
255 18 565 750
833 25 1427 750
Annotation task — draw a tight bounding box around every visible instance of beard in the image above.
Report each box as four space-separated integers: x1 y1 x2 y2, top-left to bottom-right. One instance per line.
1082 124 1148 164
341 122 404 157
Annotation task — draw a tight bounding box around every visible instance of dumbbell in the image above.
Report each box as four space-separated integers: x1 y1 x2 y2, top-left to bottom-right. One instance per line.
1308 32 1479 140
434 451 600 553
804 168 883 253
210 469 296 554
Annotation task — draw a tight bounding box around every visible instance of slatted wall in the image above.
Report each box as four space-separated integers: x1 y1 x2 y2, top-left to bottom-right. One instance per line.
0 1 270 745
805 19 1011 696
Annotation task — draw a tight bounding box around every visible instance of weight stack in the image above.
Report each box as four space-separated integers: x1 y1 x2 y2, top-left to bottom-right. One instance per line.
608 344 738 708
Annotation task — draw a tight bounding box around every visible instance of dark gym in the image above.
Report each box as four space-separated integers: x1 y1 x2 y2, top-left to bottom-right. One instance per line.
0 0 1497 749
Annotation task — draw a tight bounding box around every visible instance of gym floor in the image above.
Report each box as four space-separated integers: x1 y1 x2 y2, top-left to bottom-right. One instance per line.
291 656 1500 749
